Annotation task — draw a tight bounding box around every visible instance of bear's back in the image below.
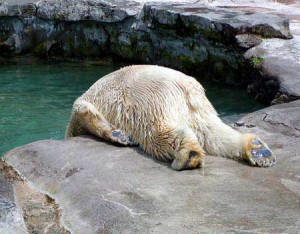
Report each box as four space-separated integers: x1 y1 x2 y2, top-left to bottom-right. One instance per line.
79 65 214 136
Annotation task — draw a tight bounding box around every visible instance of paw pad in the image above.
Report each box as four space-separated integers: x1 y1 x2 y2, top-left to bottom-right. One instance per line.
248 138 276 167
252 139 263 146
112 130 125 137
251 148 272 158
111 130 135 146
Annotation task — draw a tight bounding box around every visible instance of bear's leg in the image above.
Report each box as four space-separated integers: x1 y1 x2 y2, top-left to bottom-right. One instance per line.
202 117 276 167
242 134 276 167
72 100 134 146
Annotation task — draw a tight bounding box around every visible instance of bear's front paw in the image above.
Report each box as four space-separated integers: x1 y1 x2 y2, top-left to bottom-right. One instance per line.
245 138 276 167
110 130 135 146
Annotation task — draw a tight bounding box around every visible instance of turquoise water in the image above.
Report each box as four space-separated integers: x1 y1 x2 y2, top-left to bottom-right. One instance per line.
0 59 264 156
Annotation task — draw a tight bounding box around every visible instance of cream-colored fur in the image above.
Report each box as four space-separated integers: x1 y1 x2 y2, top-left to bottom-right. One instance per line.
66 65 275 170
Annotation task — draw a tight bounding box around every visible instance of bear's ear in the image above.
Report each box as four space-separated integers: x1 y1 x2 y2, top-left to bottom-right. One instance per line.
189 151 198 158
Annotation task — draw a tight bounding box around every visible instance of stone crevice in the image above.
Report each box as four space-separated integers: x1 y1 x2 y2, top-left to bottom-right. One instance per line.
0 160 71 234
236 100 300 138
262 112 300 136
240 112 300 137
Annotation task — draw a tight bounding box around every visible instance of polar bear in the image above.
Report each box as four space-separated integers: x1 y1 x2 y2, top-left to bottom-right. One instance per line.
65 65 276 171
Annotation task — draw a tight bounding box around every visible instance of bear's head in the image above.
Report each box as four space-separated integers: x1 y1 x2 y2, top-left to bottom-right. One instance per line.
171 129 205 171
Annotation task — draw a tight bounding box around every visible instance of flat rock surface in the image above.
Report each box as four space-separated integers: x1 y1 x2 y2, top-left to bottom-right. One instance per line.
143 2 292 39
3 101 300 233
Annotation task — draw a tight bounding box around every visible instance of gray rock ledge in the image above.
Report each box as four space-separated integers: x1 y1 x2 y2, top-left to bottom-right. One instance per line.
2 100 300 233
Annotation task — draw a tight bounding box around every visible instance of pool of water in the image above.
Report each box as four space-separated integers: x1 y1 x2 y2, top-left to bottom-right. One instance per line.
0 58 264 156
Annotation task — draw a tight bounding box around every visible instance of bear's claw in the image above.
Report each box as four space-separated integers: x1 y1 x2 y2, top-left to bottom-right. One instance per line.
248 139 276 167
110 130 135 146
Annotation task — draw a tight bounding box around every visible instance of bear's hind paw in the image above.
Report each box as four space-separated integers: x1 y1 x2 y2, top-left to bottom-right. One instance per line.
247 139 276 167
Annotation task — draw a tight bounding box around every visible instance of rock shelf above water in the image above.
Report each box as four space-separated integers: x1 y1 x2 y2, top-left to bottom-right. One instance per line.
0 0 300 104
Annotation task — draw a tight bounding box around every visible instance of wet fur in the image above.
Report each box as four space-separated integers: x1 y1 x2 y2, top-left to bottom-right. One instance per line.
66 65 248 162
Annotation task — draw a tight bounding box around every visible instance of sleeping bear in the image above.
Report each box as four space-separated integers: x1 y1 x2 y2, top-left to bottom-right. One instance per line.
66 65 276 171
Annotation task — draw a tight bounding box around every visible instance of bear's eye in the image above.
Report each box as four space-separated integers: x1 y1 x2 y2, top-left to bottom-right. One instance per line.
189 151 198 158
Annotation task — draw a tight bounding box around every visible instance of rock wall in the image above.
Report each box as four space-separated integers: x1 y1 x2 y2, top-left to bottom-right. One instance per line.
0 0 298 104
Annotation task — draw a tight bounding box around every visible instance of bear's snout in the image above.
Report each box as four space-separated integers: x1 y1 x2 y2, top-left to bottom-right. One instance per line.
171 157 204 171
